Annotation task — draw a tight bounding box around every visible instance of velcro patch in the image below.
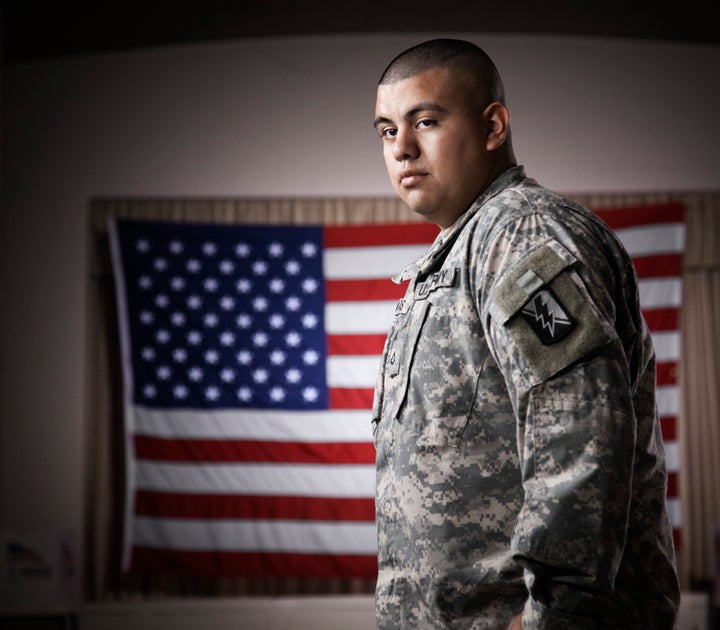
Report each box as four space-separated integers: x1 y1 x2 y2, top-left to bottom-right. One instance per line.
520 288 575 344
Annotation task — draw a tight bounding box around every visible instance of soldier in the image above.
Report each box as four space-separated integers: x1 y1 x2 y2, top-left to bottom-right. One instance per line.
371 39 680 629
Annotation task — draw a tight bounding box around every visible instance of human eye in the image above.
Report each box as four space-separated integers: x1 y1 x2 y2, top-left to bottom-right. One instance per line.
379 126 397 140
416 118 435 130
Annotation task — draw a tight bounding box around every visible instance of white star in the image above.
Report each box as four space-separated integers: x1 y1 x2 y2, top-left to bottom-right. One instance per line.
252 368 269 384
204 312 219 327
285 368 302 384
301 313 319 329
171 312 186 326
156 329 171 344
268 242 285 258
285 296 301 311
301 241 318 257
236 278 252 293
202 242 218 256
139 311 154 325
169 240 184 254
219 259 235 274
302 277 319 293
235 242 251 258
186 258 202 273
204 349 220 364
220 368 236 383
170 276 186 291
188 366 204 382
153 258 168 272
204 277 219 292
302 386 319 402
219 295 235 311
172 348 187 362
138 276 153 289
269 349 286 365
252 260 269 275
236 349 253 365
269 278 285 294
252 331 269 347
173 384 188 399
236 313 252 329
187 330 202 345
236 386 253 402
219 331 235 346
204 386 220 401
157 365 172 380
141 347 155 361
155 294 169 308
187 294 203 310
303 349 320 365
136 239 150 253
285 259 301 275
143 384 157 398
253 296 269 312
269 387 286 402
268 313 286 329
285 331 302 347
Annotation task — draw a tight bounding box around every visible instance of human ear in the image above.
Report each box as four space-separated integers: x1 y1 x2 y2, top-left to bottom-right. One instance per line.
483 102 510 151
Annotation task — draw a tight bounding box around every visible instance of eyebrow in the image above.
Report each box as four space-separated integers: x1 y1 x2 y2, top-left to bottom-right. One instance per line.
373 102 448 129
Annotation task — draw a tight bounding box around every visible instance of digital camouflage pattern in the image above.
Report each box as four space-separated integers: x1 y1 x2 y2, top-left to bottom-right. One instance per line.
372 166 680 629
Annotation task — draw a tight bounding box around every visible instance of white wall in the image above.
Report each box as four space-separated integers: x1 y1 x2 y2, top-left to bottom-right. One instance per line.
1 32 719 615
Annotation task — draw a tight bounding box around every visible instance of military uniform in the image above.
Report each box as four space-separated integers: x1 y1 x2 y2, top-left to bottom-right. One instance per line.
372 166 680 629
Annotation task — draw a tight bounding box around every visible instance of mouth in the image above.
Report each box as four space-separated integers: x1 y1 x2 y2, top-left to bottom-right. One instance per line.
399 170 427 188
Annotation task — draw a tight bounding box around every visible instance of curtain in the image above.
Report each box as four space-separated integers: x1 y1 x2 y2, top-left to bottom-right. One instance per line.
86 193 720 600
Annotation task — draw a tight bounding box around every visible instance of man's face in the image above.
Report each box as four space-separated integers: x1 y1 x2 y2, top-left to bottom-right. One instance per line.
374 66 492 228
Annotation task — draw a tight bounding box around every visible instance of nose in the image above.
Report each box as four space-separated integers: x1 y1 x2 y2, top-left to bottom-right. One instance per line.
392 127 419 162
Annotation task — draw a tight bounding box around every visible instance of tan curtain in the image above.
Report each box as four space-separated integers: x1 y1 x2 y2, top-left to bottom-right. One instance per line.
86 193 720 600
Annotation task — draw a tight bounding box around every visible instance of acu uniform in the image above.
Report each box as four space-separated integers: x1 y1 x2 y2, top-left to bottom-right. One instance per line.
372 166 680 629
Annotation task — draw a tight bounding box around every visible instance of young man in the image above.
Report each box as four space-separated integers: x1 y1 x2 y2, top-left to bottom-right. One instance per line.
371 39 680 629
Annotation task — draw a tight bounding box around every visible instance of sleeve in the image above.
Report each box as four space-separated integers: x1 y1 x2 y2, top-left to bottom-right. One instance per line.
482 219 638 628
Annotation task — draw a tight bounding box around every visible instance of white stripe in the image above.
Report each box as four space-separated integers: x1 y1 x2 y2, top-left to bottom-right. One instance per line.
652 331 680 363
327 355 381 388
656 385 679 418
135 461 376 497
614 223 685 257
326 300 396 334
664 441 679 473
666 498 682 530
133 517 377 554
132 407 374 441
324 244 428 280
638 277 682 309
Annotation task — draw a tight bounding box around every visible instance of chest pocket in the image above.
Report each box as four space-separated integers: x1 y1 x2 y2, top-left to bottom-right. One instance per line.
383 267 487 447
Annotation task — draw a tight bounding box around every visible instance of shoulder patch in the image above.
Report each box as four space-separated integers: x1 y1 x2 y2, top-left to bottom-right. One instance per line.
520 288 575 344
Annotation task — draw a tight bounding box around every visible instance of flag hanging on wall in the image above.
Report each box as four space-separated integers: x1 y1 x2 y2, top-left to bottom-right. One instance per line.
108 202 684 578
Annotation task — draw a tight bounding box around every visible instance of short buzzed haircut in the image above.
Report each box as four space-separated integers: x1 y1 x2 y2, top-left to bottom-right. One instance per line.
378 39 506 105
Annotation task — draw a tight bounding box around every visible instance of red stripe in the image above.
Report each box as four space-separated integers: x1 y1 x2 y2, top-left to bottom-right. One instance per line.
657 362 678 387
633 254 683 278
592 202 684 229
672 528 682 551
667 472 678 499
642 307 679 331
326 277 407 301
134 491 376 521
329 387 374 409
131 547 378 578
324 222 438 248
134 436 375 464
661 416 677 442
328 334 386 355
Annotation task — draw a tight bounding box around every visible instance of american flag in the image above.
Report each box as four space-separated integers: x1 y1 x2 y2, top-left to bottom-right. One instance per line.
108 203 683 577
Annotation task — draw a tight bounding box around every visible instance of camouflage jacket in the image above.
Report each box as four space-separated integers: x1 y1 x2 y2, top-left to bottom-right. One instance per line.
372 166 680 629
